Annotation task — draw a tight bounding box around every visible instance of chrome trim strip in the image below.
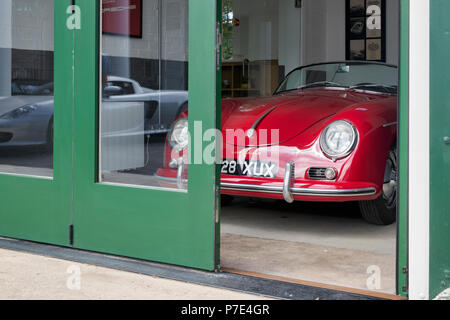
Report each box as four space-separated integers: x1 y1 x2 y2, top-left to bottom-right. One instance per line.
221 182 377 197
383 122 398 128
100 181 188 194
155 174 187 185
0 171 53 180
247 106 278 137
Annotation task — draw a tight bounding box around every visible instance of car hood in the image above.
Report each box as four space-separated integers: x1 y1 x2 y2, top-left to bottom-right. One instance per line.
222 88 390 146
0 96 53 116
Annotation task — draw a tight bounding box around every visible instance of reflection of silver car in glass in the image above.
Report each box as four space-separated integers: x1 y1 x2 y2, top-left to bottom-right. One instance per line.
104 76 188 134
0 76 188 148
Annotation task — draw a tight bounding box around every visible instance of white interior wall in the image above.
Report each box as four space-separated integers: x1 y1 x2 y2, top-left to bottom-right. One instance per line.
325 0 346 62
301 0 400 66
231 0 279 61
231 0 302 74
301 0 328 65
278 0 302 74
231 0 400 67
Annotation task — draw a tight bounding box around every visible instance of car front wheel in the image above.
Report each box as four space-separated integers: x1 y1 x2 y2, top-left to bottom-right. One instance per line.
359 146 397 225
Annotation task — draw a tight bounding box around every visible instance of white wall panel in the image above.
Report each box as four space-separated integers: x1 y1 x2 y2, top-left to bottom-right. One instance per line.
408 0 430 301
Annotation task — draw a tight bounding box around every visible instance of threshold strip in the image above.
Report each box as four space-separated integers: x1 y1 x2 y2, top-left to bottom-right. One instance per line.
222 267 406 301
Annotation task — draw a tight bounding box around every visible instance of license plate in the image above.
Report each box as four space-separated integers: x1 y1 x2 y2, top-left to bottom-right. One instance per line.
221 160 278 178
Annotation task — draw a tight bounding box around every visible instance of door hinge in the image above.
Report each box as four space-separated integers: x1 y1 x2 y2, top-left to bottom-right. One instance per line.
402 285 408 294
69 224 74 245
402 267 409 294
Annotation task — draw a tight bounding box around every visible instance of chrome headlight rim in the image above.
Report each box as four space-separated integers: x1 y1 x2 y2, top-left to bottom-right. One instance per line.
168 117 189 151
320 120 358 161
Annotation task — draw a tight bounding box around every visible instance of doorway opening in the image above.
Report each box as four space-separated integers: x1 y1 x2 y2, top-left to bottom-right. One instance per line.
219 0 401 296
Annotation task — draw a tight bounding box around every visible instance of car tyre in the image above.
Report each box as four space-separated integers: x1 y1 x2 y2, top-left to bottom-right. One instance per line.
359 145 397 225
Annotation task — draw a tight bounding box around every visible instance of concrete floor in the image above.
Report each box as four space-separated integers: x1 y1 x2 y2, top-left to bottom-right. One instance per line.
0 248 269 300
221 198 397 294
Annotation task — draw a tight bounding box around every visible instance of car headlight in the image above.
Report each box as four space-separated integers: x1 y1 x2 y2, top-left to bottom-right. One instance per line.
168 118 188 151
0 104 37 120
320 120 358 160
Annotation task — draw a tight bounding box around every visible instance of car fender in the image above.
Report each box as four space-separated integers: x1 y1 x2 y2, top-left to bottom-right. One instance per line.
282 96 397 189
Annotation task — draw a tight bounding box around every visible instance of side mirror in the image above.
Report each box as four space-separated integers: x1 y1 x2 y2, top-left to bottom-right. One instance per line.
103 85 123 97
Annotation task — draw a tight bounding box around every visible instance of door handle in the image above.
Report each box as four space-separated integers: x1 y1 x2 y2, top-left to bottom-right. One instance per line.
444 137 450 145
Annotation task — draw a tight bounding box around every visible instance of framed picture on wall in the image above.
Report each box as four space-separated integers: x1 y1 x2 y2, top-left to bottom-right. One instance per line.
102 0 143 38
349 0 365 17
346 0 386 62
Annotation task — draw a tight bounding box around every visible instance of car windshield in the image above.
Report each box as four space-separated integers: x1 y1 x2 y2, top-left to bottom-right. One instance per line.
275 62 398 94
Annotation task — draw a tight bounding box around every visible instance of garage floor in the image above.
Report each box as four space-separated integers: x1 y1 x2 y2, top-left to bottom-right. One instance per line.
221 198 397 294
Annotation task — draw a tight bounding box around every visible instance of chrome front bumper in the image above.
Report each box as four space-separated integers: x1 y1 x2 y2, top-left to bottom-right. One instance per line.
156 175 377 202
157 160 377 203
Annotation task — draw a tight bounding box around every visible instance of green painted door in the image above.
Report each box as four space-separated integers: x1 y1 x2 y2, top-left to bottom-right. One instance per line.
397 0 409 297
429 0 450 299
0 0 73 246
71 0 220 270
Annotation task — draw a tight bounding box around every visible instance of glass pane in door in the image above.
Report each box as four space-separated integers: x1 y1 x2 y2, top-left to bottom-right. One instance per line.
0 0 54 177
100 0 189 190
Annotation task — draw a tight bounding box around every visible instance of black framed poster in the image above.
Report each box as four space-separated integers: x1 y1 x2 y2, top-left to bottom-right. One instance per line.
346 0 386 62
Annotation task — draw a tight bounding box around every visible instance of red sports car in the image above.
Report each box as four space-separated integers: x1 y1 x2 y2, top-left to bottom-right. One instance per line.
156 61 398 225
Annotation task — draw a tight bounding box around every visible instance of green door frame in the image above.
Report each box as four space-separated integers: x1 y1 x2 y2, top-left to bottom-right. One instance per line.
429 0 450 300
397 0 409 297
71 0 220 271
0 0 74 246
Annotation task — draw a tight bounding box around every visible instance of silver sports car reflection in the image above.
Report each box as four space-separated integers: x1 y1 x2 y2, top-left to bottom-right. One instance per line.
0 76 188 148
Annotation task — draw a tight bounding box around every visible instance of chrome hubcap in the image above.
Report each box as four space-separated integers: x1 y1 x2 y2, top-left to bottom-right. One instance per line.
383 150 398 209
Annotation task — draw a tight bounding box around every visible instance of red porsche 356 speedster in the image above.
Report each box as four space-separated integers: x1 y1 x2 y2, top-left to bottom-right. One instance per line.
156 61 398 225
